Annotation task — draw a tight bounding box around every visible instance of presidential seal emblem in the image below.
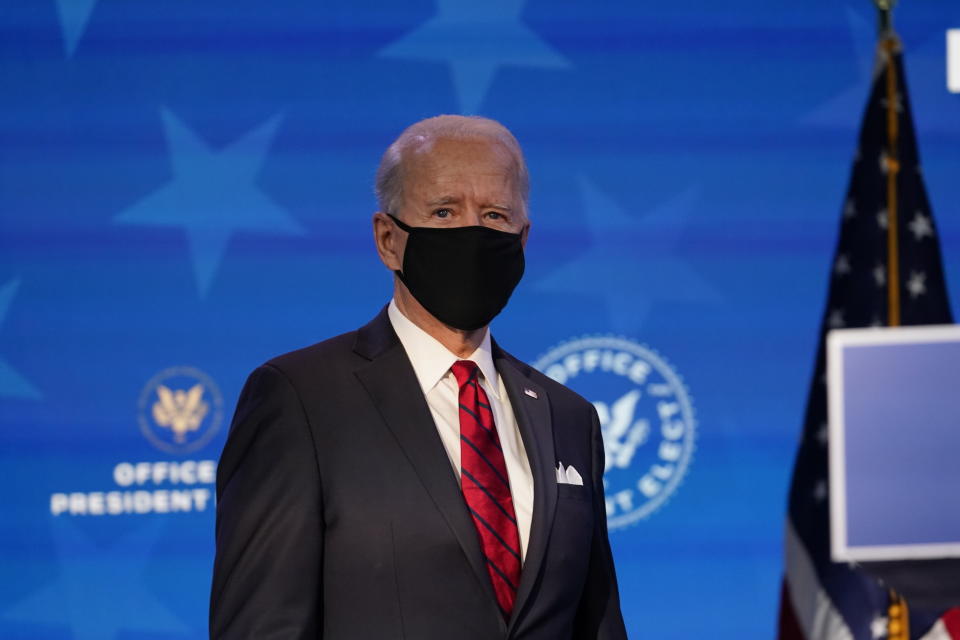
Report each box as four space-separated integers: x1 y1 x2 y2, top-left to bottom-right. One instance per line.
138 366 223 455
533 336 696 529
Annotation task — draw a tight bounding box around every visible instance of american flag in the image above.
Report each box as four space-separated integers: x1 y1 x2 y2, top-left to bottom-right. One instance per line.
776 34 960 640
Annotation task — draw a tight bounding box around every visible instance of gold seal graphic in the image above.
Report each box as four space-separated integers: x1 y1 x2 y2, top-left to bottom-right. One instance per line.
138 366 223 455
152 384 209 443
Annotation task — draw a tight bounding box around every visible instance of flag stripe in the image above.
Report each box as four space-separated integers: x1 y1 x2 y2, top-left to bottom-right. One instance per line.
918 619 953 640
943 609 960 639
783 520 853 640
778 580 807 640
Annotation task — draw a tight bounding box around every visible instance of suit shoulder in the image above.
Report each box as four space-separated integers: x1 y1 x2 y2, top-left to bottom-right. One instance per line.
261 329 360 384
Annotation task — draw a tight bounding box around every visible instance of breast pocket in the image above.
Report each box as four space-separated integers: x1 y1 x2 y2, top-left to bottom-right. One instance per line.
549 482 595 584
556 482 591 502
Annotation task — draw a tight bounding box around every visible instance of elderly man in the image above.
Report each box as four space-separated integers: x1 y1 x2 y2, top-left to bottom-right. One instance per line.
210 115 627 639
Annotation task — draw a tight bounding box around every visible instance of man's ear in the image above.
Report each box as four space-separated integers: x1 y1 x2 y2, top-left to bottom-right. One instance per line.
520 219 531 249
373 212 405 271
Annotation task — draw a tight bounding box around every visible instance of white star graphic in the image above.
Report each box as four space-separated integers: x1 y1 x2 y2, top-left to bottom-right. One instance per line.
843 198 857 220
828 309 845 329
380 0 569 113
813 479 828 502
879 151 891 175
873 264 886 287
55 0 98 57
908 211 934 240
834 254 852 276
879 92 904 113
877 208 888 229
0 278 41 399
801 7 960 140
907 271 927 298
536 178 719 332
115 109 305 298
4 518 190 639
800 6 874 127
816 423 829 446
871 614 889 638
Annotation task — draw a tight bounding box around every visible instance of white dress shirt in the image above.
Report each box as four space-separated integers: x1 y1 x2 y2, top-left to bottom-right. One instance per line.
387 299 534 562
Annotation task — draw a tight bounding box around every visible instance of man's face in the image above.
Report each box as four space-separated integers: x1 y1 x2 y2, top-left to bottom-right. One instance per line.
373 135 530 275
395 136 527 235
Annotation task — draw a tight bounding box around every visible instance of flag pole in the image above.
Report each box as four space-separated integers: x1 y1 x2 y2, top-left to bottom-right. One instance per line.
874 2 909 635
876 0 902 327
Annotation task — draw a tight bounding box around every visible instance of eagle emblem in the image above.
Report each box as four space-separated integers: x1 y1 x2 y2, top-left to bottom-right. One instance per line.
534 336 696 527
151 383 209 443
594 390 650 470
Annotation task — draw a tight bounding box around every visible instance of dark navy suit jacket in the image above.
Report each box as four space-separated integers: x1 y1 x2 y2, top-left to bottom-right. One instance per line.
210 307 628 639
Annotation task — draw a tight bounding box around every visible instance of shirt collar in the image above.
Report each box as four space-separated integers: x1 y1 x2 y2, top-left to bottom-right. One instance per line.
387 299 500 399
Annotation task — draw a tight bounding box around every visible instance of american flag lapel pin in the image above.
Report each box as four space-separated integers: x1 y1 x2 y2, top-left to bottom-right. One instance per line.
524 388 538 399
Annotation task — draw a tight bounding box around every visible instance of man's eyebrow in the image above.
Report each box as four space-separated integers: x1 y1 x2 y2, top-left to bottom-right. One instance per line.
481 203 513 212
424 196 513 212
426 196 460 206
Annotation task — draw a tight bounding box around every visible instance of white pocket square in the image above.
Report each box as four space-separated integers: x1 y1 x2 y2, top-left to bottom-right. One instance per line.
555 462 584 486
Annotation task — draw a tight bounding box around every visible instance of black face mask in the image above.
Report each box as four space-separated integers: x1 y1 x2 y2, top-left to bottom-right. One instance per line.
388 214 525 331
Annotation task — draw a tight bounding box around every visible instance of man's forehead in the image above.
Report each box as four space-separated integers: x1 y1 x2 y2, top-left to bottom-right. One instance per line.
408 135 509 162
408 168 520 198
405 137 516 179
397 134 526 214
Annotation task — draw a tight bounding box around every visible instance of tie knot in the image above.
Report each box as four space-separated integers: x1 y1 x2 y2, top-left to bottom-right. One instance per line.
450 360 479 388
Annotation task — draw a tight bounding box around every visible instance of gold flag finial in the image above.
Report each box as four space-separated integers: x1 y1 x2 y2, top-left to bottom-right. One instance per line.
887 589 910 640
873 0 897 35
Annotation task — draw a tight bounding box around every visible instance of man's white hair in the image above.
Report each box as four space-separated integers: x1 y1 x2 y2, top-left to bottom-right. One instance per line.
374 115 530 217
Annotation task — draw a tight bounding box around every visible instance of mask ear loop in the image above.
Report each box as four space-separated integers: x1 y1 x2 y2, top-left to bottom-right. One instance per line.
386 213 414 233
386 214 412 280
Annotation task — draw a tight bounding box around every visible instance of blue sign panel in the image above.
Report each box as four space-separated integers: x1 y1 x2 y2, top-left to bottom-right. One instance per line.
828 325 960 561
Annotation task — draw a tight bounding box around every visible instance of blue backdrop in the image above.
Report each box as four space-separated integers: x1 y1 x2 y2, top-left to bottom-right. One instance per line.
2 1 958 637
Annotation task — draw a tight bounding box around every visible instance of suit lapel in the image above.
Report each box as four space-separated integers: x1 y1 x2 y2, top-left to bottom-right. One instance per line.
352 309 504 627
496 352 558 636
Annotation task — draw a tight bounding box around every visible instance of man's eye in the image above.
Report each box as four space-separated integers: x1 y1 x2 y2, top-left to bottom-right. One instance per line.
485 211 503 221
433 208 452 218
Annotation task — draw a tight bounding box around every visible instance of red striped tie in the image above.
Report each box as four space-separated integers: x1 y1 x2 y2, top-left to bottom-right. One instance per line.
451 360 522 619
